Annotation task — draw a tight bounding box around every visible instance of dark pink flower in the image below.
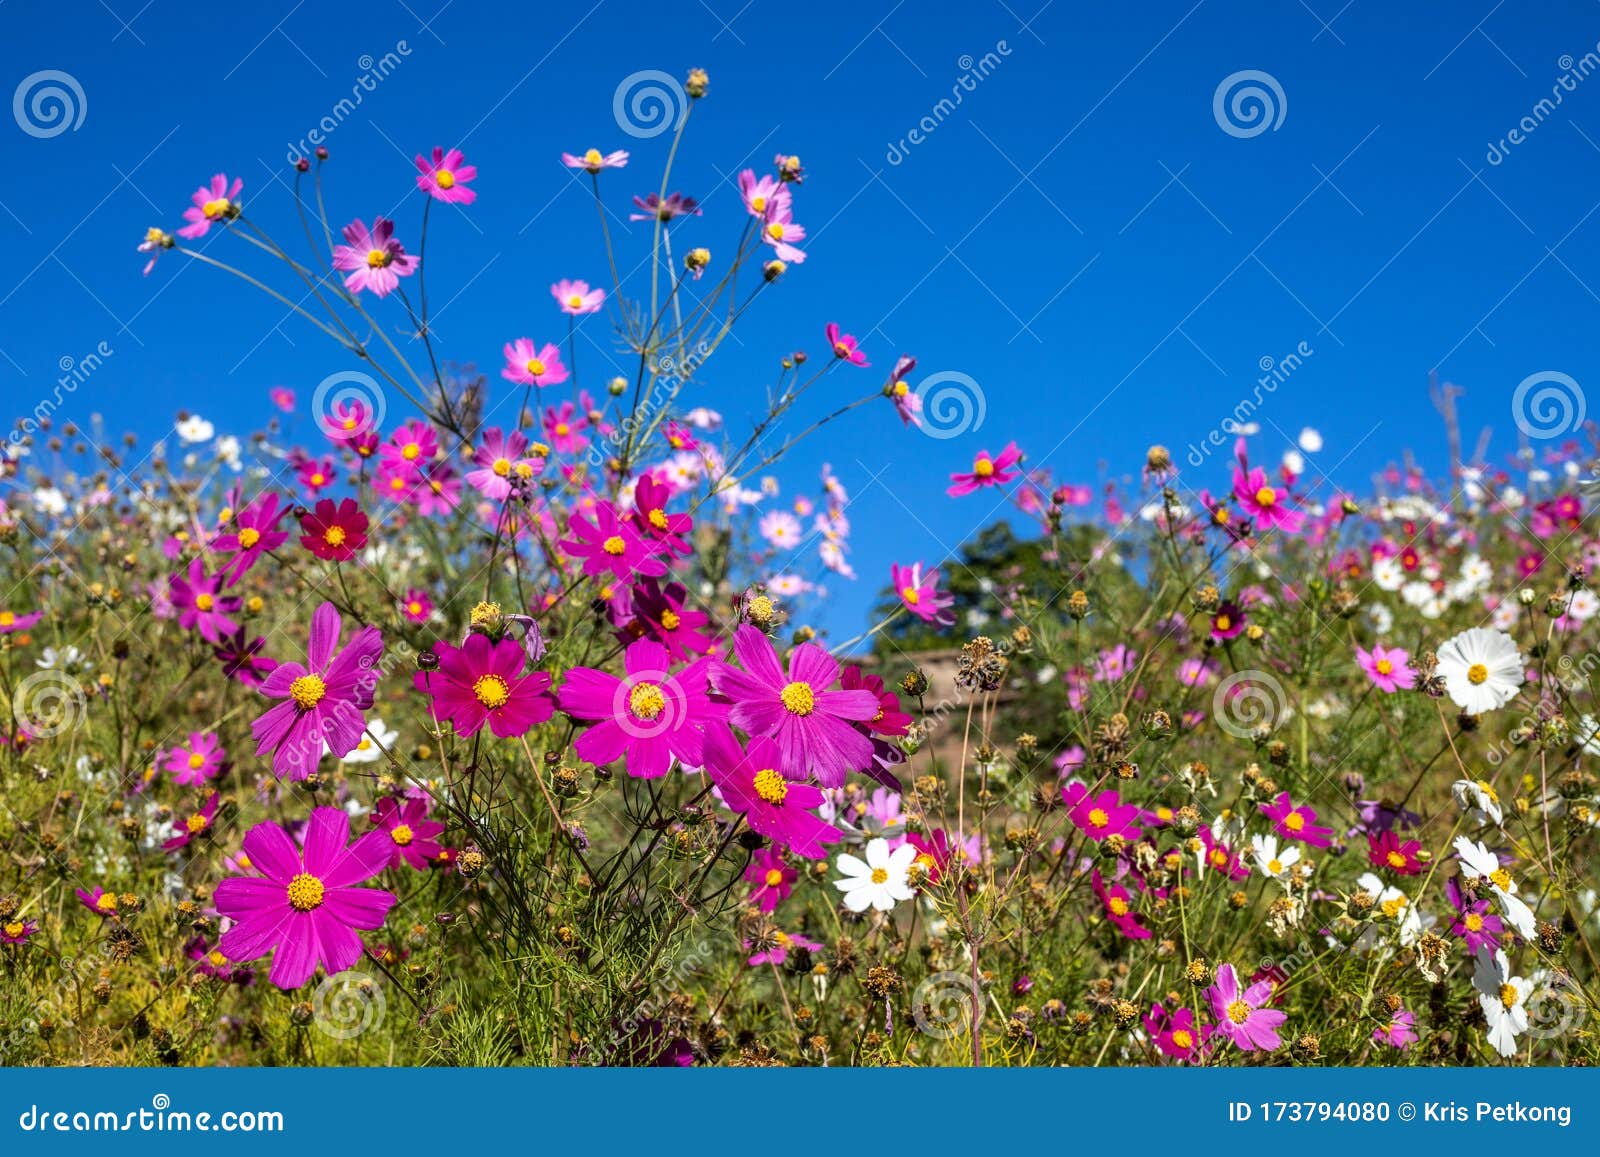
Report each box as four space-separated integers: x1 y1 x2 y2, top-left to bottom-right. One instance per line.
1259 791 1334 847
213 492 291 582
163 792 220 852
558 639 725 778
824 321 868 367
701 723 843 859
178 173 241 239
947 442 1023 497
163 731 225 787
332 217 418 297
1206 963 1286 1052
371 796 446 871
169 558 241 644
414 633 554 739
415 146 477 203
890 560 954 626
562 501 667 582
1063 782 1142 842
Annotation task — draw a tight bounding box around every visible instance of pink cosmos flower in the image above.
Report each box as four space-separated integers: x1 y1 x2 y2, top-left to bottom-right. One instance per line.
890 561 955 626
631 474 692 558
746 929 822 967
1210 601 1246 641
163 731 226 787
1372 1009 1417 1049
1232 464 1303 535
410 462 462 516
552 278 605 315
371 796 446 871
332 217 418 297
630 192 701 222
738 169 789 218
1092 869 1151 939
214 628 278 688
824 322 868 367
543 401 591 455
1368 830 1424 875
1062 783 1143 842
251 602 383 781
947 442 1023 497
415 146 477 203
1357 642 1415 693
400 589 433 624
501 337 569 387
745 847 797 912
0 609 44 634
562 148 629 172
178 173 242 239
1199 827 1251 880
299 498 368 562
213 492 291 582
1206 963 1287 1052
1448 876 1504 952
0 919 38 946
269 386 296 413
163 791 220 852
1145 1004 1211 1061
701 723 844 859
761 203 807 263
216 808 397 990
625 578 713 660
1259 791 1334 847
169 558 242 645
558 639 725 778
296 455 337 497
414 633 555 739
379 420 439 482
466 427 545 501
76 887 122 917
562 501 668 582
885 354 920 426
713 625 879 788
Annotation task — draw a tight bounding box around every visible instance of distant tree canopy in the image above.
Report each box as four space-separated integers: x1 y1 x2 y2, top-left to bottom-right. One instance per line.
869 520 1141 656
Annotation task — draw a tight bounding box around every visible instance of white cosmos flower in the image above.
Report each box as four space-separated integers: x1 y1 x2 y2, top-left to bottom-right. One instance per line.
1568 590 1600 621
328 718 399 764
1251 833 1301 880
1453 836 1537 939
1282 449 1305 476
1452 778 1503 826
1357 871 1423 946
1366 603 1394 634
38 645 89 672
176 415 215 444
1472 947 1531 1058
1436 628 1524 714
833 837 916 913
1373 557 1404 591
1489 600 1520 631
1298 427 1323 453
33 487 68 517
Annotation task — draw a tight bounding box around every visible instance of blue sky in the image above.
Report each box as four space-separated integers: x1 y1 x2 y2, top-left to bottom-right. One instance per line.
6 1 1600 637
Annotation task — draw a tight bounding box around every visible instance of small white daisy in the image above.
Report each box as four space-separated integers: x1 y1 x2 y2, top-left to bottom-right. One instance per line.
833 837 916 913
1436 627 1524 715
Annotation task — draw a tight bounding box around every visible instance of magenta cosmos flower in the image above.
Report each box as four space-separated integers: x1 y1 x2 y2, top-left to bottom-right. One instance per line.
558 639 725 778
890 561 955 626
562 147 629 172
947 442 1023 497
1206 963 1287 1052
701 723 843 858
631 474 692 558
1367 830 1424 875
415 146 477 203
213 492 290 582
501 337 569 387
1259 791 1334 847
216 808 397 990
552 278 605 315
0 608 43 634
562 501 668 582
1232 464 1303 534
466 427 545 501
626 577 714 660
1357 642 1415 693
371 796 446 871
178 173 241 239
163 730 226 787
252 602 383 780
747 929 822 967
713 625 879 787
1145 1004 1210 1061
1063 782 1143 842
744 847 796 912
414 633 555 739
1091 869 1151 940
824 322 868 367
333 217 418 297
169 557 241 644
163 791 220 852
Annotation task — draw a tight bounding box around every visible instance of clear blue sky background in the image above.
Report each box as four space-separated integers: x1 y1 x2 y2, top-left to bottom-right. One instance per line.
6 1 1600 637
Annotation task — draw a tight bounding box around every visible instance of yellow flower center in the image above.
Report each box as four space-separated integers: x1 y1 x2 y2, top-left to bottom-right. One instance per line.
1108 896 1130 916
203 197 232 218
1386 850 1408 869
567 295 584 310
648 508 669 531
555 423 570 436
753 768 788 805
780 681 815 715
1467 663 1489 685
583 148 603 166
0 612 12 627
286 872 325 912
764 868 785 887
289 674 327 710
310 473 326 486
491 457 512 478
629 681 667 720
1490 867 1512 891
390 477 406 491
1284 812 1305 832
195 593 214 611
188 752 206 770
1215 614 1231 632
901 586 920 605
237 527 261 548
1255 486 1277 507
660 610 681 630
435 169 455 189
1477 780 1497 801
323 526 346 547
209 950 226 967
601 535 627 556
1375 658 1392 675
1499 982 1519 1010
525 358 546 377
95 893 118 913
751 194 767 213
973 457 994 477
1087 808 1109 829
473 674 510 709
1226 999 1251 1025
870 867 889 884
1171 1028 1194 1049
3 921 23 938
186 812 208 834
390 823 414 846
402 442 421 461
766 221 784 240
1464 912 1484 932
366 248 390 269
1268 859 1283 874
408 601 423 615
1380 896 1407 919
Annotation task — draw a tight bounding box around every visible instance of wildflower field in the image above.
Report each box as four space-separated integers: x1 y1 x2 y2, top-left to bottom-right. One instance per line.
3 65 1599 1072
